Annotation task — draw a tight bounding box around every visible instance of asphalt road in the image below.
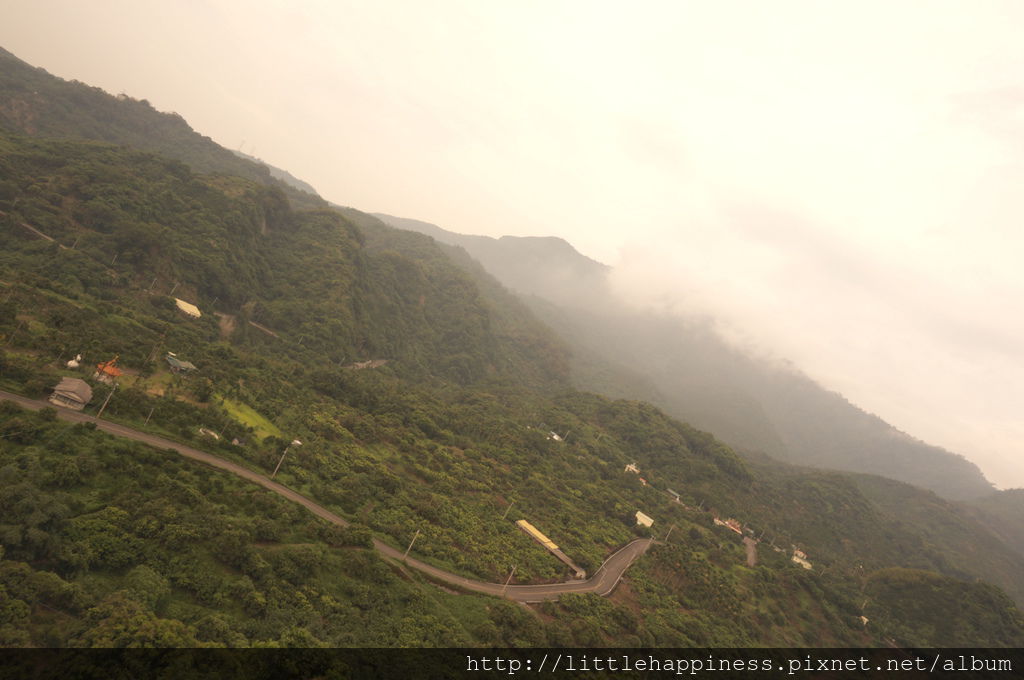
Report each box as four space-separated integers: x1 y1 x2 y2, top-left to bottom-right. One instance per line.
1 388 653 602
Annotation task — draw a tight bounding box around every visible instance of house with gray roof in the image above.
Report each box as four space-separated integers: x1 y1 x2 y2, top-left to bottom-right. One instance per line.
49 377 93 411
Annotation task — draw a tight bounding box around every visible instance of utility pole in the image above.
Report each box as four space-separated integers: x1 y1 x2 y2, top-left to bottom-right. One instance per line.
271 439 302 478
663 523 676 543
501 565 517 598
147 278 157 293
110 252 119 265
169 282 180 295
144 405 155 425
4 320 25 347
402 529 421 562
501 501 515 520
146 331 166 364
96 384 116 419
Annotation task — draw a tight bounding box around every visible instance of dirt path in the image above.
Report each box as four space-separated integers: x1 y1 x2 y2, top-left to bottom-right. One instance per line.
743 536 758 567
214 312 237 339
1 208 67 248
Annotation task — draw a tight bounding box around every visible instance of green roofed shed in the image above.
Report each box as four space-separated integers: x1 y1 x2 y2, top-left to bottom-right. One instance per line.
166 352 198 373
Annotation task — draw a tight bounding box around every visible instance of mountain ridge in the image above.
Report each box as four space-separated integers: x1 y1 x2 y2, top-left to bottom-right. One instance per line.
0 45 324 211
374 212 996 501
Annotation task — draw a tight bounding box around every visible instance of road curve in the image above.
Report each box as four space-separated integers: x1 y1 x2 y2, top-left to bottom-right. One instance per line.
1 389 652 602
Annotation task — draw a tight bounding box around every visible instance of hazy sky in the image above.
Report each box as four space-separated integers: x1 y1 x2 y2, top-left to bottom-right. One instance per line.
4 1 1023 487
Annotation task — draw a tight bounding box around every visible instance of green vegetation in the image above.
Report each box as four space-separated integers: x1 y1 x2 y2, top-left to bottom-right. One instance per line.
0 47 324 211
0 405 484 647
965 489 1024 557
864 568 1024 647
218 397 283 440
376 214 996 501
6 406 1021 648
0 52 1021 648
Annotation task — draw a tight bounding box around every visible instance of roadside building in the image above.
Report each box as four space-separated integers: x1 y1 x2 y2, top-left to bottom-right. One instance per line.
93 356 122 385
635 511 654 528
166 352 198 374
49 377 92 411
515 519 587 579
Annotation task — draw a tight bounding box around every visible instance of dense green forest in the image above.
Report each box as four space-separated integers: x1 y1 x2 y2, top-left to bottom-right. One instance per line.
4 407 1020 648
1 47 1023 648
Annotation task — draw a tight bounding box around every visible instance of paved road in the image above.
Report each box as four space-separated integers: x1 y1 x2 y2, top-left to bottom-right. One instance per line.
1 389 652 602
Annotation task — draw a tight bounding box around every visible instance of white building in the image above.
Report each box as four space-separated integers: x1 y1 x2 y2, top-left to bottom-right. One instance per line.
635 511 654 528
174 298 201 318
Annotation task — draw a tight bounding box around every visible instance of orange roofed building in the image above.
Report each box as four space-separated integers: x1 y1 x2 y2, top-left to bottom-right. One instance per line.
94 356 123 385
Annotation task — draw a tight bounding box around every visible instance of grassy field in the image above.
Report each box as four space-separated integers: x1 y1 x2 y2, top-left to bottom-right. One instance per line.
218 396 284 440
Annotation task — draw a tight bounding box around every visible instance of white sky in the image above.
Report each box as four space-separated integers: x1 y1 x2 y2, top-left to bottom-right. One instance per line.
4 1 1023 487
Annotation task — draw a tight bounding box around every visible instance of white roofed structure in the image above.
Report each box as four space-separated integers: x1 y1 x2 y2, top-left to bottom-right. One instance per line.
174 298 201 318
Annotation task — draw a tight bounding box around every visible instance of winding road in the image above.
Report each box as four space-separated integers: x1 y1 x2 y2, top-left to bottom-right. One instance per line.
1 389 652 602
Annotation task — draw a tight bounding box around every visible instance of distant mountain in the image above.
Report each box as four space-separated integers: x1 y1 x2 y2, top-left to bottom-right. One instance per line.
375 215 609 310
375 213 995 501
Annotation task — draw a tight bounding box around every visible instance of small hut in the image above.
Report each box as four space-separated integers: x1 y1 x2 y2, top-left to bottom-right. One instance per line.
165 352 198 374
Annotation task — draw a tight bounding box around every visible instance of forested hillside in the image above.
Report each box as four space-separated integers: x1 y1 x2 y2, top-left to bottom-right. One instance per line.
376 214 996 501
0 47 323 211
1 47 1023 648
966 490 1024 558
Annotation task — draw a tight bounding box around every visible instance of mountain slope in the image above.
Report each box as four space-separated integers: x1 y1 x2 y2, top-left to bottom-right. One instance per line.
0 46 323 210
965 490 1024 558
375 213 995 501
233 149 321 197
1 48 1022 647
